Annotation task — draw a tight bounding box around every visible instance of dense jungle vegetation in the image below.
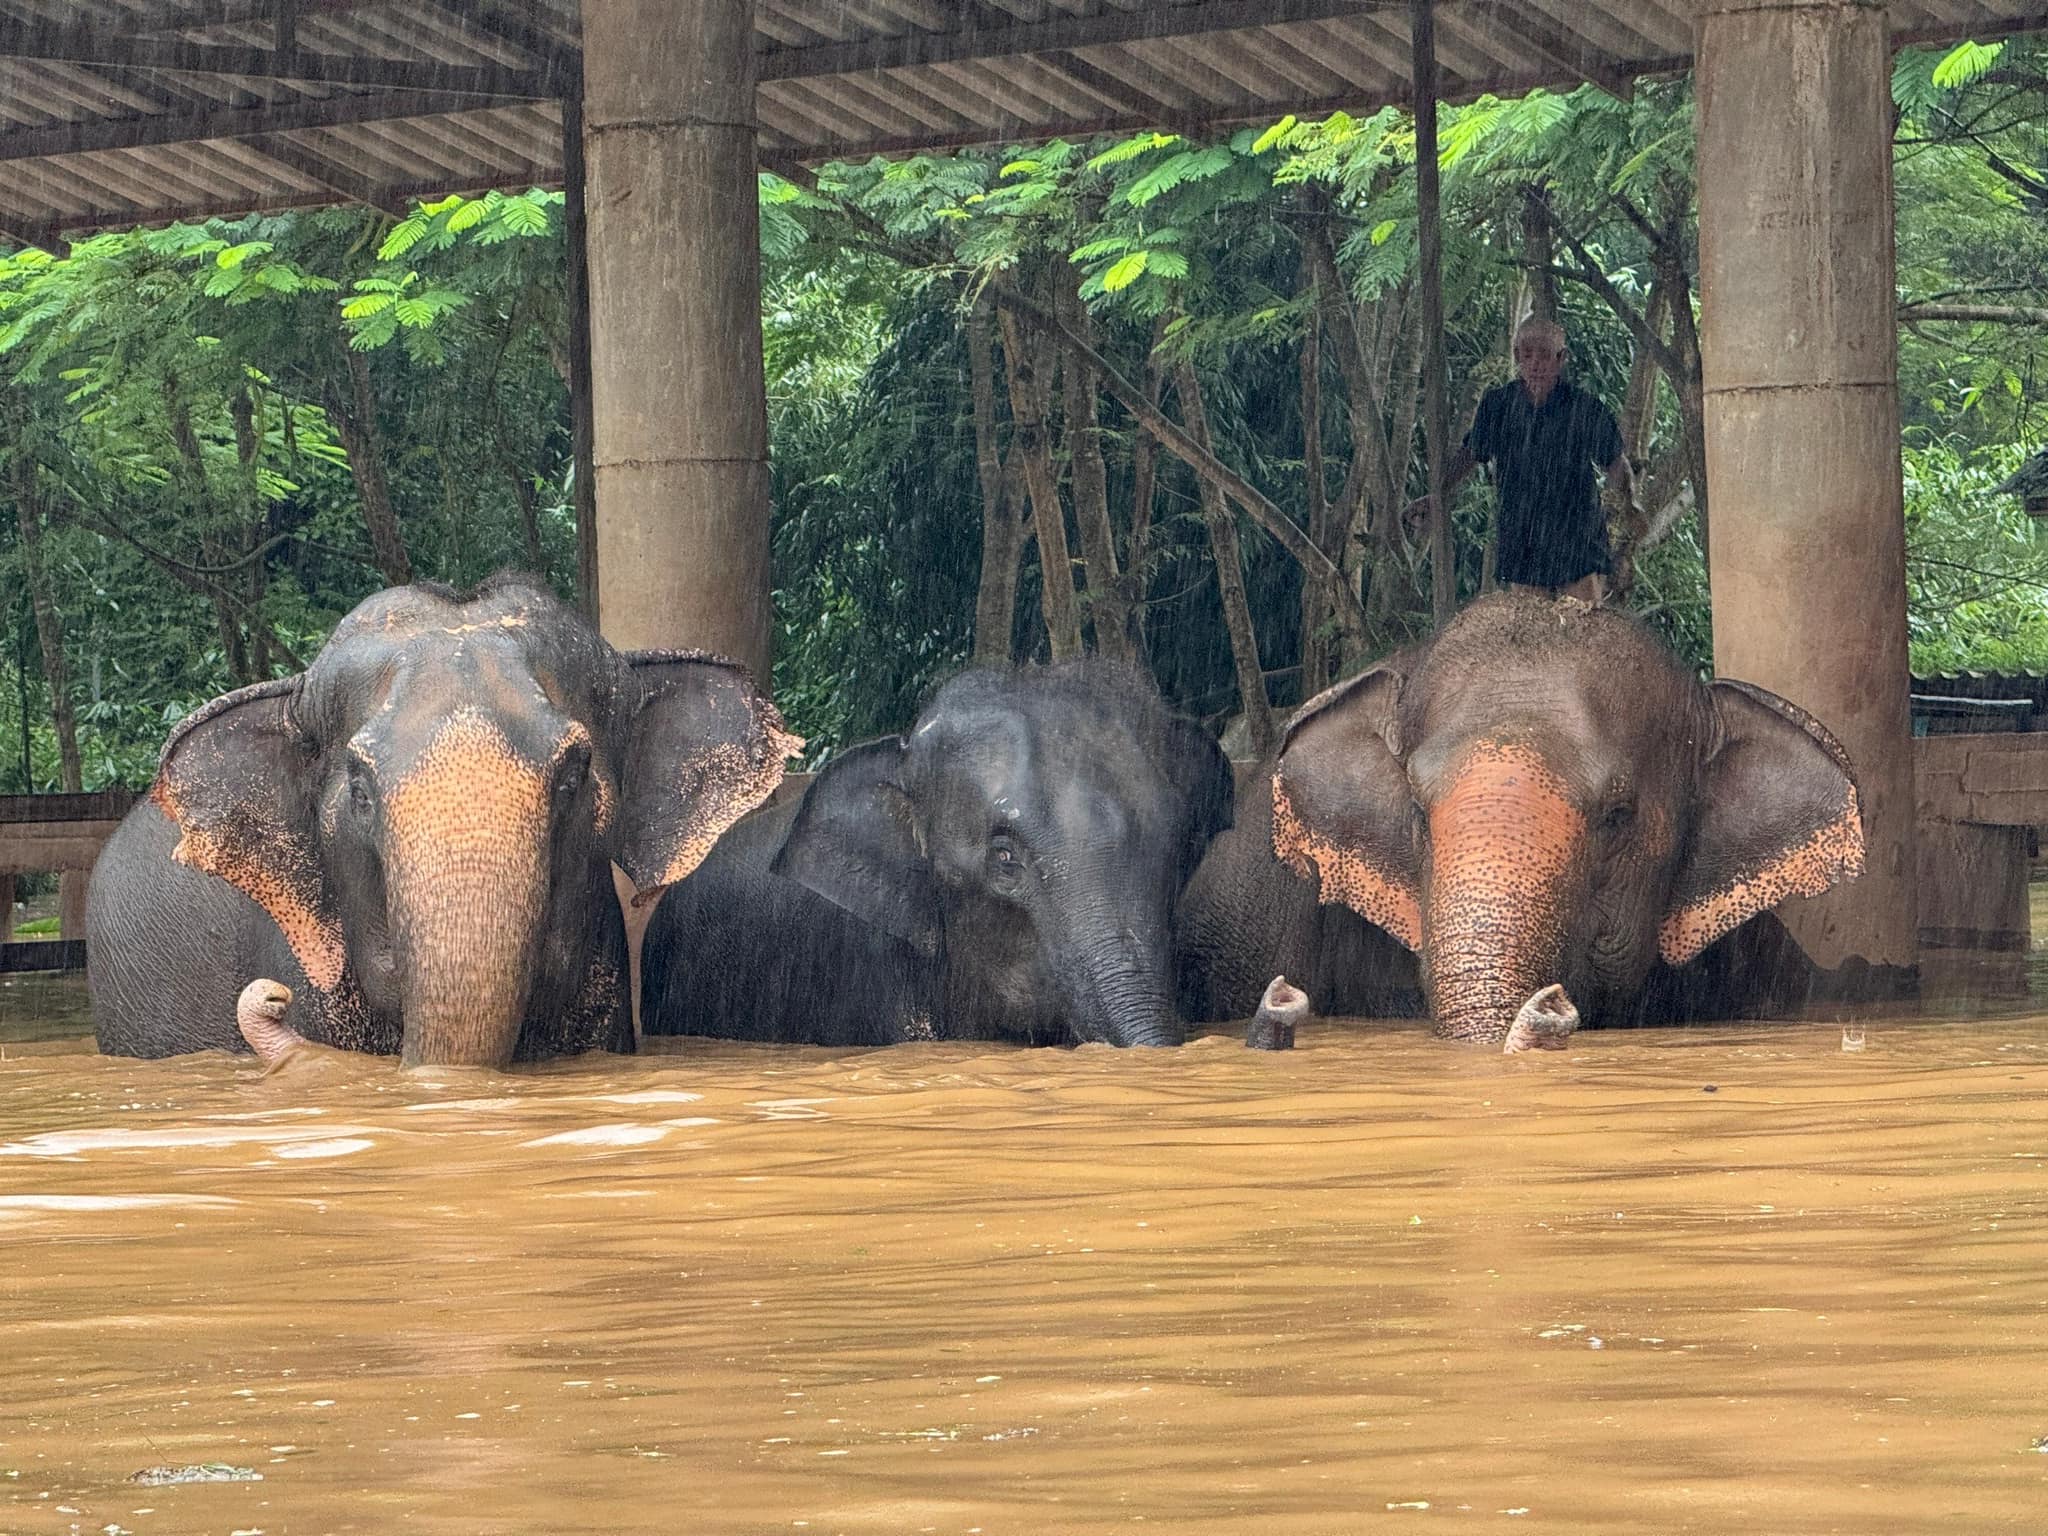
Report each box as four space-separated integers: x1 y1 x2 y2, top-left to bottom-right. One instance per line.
2 38 2045 791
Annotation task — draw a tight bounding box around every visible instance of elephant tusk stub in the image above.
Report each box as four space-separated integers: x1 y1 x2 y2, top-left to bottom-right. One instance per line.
1502 984 1580 1054
1246 974 1309 1051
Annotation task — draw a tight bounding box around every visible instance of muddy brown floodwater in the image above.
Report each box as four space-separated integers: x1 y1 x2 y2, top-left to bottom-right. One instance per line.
2 979 2046 1533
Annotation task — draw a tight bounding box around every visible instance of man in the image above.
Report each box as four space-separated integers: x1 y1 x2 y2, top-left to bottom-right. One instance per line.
1409 316 1641 604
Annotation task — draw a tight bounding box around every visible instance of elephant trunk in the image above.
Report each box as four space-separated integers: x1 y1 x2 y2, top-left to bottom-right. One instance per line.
382 715 553 1068
1423 743 1585 1046
1059 898 1185 1048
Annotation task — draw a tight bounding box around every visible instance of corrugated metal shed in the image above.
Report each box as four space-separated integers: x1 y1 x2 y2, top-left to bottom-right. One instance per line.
0 1 2041 242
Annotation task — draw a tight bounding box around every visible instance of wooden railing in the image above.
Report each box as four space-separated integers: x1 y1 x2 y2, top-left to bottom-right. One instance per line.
1 789 134 973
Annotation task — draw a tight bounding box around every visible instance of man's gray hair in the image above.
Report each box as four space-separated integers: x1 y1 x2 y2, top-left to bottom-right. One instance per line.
1514 315 1567 351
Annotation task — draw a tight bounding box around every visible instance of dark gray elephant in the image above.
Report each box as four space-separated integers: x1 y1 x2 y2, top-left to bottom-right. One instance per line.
1178 593 1864 1044
641 661 1233 1048
89 575 798 1067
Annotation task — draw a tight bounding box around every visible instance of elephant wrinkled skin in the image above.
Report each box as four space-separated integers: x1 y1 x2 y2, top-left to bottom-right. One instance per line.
1178 593 1865 1045
642 661 1234 1048
89 575 798 1067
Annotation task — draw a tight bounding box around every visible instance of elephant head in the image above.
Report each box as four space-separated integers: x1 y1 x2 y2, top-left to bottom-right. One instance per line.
772 663 1233 1047
151 576 798 1067
1270 594 1863 1044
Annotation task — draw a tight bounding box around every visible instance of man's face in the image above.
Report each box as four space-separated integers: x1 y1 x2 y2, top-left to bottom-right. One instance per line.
1515 333 1565 394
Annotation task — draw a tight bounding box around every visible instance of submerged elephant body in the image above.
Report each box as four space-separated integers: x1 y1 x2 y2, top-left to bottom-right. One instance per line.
642 661 1233 1048
1181 594 1864 1044
90 576 797 1067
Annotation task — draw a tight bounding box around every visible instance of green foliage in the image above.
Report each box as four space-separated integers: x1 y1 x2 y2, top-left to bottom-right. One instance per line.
1904 435 2048 674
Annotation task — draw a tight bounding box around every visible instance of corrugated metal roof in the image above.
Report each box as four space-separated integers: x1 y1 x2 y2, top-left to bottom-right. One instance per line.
0 1 2041 241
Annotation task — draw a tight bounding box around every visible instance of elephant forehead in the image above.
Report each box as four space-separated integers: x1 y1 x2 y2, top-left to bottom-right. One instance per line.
1428 741 1588 850
1411 712 1626 808
381 710 550 854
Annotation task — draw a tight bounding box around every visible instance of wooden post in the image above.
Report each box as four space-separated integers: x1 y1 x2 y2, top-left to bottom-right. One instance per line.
562 88 597 620
1411 0 1454 627
0 872 14 945
581 0 772 677
1695 0 1916 987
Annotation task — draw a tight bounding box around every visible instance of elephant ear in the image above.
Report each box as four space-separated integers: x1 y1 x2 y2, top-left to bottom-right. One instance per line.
1660 679 1865 966
1163 716 1235 889
771 736 940 958
617 652 804 906
151 675 350 993
1269 663 1423 951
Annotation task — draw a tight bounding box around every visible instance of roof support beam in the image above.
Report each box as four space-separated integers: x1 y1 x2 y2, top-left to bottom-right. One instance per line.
0 89 497 163
421 0 583 75
1035 49 1194 132
0 18 565 97
1455 1 1632 101
756 0 1397 80
247 131 408 215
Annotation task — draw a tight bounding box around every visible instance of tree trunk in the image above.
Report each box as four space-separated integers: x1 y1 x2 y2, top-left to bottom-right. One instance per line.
968 296 1026 664
3 398 82 795
1412 0 1456 628
1056 277 1137 665
1298 249 1335 697
997 303 1083 661
1121 314 1169 657
1518 182 1559 330
1177 362 1276 759
328 344 413 586
512 470 546 574
232 389 273 677
995 284 1358 618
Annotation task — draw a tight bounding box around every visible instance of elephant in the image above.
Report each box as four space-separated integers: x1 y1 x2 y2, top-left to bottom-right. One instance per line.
1177 592 1864 1045
88 575 799 1067
640 660 1234 1048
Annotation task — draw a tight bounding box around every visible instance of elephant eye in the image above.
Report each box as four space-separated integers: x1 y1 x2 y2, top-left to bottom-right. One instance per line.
985 833 1026 887
347 762 373 812
1600 801 1636 836
556 751 588 798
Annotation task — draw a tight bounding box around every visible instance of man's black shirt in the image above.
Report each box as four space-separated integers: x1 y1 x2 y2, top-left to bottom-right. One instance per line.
1465 377 1625 588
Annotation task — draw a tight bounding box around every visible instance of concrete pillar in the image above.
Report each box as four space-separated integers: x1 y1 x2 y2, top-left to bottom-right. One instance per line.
1695 0 1916 985
581 0 773 679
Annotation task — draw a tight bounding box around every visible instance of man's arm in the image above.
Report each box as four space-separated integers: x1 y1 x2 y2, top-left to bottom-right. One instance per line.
1403 438 1481 531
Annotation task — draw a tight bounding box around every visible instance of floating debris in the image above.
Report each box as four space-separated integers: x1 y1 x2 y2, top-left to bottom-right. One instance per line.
1842 1025 1867 1053
129 1464 263 1486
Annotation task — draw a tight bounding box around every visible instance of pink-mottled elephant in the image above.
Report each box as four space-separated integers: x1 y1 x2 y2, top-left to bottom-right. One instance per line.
89 575 798 1067
1178 592 1865 1045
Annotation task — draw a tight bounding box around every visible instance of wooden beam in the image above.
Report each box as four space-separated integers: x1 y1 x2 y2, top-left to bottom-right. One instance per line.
1915 733 2048 828
420 0 582 75
1035 49 1192 131
757 0 1397 80
0 18 566 97
0 88 505 163
247 131 408 214
1455 1 1632 101
0 222 59 254
0 938 88 974
140 0 379 30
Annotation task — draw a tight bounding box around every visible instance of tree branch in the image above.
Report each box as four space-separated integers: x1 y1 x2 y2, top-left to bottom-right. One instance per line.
989 281 1363 629
1897 302 2048 325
